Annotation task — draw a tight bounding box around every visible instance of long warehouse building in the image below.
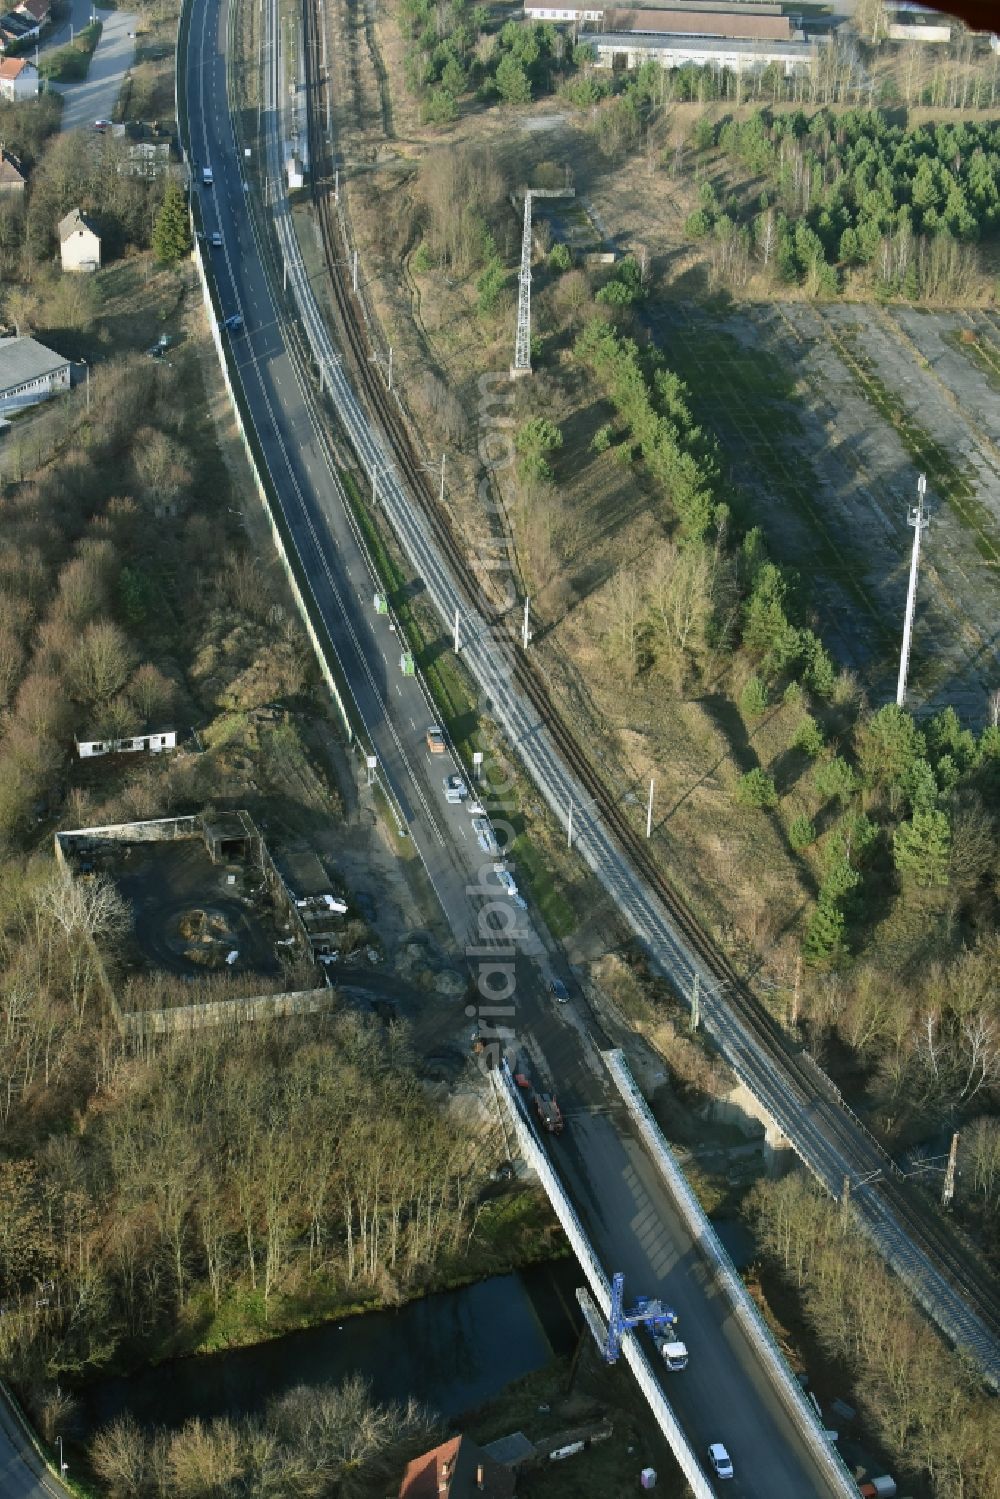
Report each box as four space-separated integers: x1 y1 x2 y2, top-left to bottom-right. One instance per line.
525 4 814 72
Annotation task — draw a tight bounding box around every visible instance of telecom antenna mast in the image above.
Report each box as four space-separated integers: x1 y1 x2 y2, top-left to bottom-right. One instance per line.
510 185 576 380
896 473 928 709
511 192 534 378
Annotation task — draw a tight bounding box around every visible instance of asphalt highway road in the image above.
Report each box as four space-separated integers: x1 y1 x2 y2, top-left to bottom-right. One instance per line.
182 0 856 1491
0 1386 69 1499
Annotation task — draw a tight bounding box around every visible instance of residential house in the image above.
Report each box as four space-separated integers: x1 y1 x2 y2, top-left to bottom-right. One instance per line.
398 1435 516 1499
0 148 25 193
59 207 101 272
0 55 37 98
14 0 50 27
0 334 71 412
0 12 37 48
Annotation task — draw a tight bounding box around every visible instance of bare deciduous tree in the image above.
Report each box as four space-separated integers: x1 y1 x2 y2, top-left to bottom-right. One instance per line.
67 620 135 709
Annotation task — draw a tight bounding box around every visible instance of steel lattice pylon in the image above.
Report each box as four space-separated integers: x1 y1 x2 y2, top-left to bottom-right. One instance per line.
512 191 533 376
509 184 575 380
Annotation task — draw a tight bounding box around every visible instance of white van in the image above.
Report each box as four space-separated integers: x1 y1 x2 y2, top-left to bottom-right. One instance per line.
661 1340 689 1371
202 165 214 186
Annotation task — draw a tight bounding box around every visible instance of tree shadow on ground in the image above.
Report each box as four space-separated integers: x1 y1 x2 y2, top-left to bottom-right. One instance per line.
769 743 812 798
700 691 758 776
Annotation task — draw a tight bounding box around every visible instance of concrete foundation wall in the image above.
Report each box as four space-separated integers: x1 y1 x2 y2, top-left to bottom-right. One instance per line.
122 986 338 1036
57 815 201 847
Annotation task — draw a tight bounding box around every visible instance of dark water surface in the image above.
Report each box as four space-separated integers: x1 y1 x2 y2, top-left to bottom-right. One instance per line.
83 1261 582 1434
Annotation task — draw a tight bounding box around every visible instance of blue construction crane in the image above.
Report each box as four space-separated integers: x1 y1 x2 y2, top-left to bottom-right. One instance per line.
603 1272 678 1364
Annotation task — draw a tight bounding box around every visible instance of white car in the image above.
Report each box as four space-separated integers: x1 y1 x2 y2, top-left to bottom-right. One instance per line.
708 1443 733 1480
209 231 222 248
442 774 468 804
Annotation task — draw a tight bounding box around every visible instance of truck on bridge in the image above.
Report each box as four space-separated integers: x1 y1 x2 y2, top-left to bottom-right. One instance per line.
533 1091 564 1135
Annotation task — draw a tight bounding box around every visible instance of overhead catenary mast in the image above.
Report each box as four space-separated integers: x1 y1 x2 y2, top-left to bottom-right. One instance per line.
896 473 929 709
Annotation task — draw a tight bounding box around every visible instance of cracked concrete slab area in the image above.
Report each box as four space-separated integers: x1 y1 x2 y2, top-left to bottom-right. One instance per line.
651 300 1000 724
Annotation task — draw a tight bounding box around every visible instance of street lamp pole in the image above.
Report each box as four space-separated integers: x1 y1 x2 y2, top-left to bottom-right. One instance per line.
56 1434 68 1478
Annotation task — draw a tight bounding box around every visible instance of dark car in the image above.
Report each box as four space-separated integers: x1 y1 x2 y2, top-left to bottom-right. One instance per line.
548 979 570 1004
223 313 243 332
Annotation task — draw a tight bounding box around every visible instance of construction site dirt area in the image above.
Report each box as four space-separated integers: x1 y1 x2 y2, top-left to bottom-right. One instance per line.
97 839 286 984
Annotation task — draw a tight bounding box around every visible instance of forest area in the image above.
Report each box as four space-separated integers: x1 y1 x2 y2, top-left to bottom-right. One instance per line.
689 110 1000 299
542 303 1000 1499
0 1010 501 1403
751 1174 1000 1499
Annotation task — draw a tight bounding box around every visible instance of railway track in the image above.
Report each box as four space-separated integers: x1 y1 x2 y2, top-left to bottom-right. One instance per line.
298 0 1000 1362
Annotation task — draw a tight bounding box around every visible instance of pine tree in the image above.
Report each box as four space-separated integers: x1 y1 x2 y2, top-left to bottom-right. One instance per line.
803 895 845 962
893 807 951 888
153 181 192 265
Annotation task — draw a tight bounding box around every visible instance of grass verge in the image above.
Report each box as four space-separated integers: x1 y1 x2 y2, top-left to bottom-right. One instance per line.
39 21 101 82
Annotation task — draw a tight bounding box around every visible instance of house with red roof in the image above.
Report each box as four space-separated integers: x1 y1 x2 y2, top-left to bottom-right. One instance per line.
399 1435 516 1499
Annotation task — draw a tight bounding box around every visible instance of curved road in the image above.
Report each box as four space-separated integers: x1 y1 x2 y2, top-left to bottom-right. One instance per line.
0 1386 68 1498
253 0 1000 1397
183 0 859 1492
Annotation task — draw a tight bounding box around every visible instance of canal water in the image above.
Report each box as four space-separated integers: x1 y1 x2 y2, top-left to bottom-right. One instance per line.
82 1261 583 1435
